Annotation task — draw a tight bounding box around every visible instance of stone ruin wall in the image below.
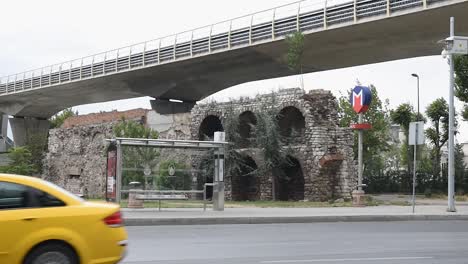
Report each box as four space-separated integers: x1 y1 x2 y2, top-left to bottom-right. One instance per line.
191 88 357 201
43 124 114 198
43 111 193 198
43 88 356 200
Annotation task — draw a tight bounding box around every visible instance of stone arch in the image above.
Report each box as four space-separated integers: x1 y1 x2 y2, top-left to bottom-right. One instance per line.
238 111 257 148
232 155 259 201
275 155 305 201
198 115 223 140
277 106 305 138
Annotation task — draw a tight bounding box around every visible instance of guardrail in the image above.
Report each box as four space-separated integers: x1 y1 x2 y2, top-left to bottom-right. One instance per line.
0 0 440 95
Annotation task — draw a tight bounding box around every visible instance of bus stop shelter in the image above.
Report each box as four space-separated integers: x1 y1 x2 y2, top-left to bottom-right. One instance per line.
105 133 227 211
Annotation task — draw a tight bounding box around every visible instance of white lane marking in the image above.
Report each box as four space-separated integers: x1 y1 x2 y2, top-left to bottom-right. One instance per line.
261 256 434 263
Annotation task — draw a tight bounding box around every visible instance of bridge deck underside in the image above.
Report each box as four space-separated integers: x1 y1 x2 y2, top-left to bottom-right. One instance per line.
0 0 467 118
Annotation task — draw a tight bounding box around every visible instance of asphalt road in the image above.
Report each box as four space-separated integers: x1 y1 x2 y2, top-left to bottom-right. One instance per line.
122 221 468 264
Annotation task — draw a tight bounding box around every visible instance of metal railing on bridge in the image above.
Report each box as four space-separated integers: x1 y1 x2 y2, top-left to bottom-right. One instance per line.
0 0 443 95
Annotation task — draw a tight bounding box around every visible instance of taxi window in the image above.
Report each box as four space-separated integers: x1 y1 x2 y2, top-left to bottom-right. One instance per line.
0 181 29 209
0 181 65 209
30 187 66 207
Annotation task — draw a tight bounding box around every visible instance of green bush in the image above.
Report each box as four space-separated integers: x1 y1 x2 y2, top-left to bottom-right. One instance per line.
0 147 37 175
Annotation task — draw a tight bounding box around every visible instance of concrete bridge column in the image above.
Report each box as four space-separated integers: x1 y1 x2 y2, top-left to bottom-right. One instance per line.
0 113 8 152
147 98 195 139
150 98 195 115
9 116 49 147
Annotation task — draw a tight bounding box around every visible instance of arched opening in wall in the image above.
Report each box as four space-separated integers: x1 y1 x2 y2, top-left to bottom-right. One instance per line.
238 111 257 148
198 115 223 141
275 156 304 201
232 155 258 201
277 106 305 138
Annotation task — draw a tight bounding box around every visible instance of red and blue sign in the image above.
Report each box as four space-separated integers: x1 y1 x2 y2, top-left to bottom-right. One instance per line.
350 86 372 114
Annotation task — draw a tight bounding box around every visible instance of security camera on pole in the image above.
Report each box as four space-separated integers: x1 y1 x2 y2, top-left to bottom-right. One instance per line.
441 17 468 212
350 86 372 207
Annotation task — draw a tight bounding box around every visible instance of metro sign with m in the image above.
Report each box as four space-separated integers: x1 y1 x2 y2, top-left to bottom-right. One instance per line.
350 86 372 114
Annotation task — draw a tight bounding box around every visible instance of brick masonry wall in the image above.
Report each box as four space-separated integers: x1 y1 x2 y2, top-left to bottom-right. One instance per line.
43 123 114 198
191 88 357 201
43 88 356 201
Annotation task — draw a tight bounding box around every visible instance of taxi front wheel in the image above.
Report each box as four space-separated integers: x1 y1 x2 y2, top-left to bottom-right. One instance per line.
24 242 79 264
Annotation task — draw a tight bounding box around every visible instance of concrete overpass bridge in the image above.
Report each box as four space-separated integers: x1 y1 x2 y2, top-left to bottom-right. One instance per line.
1 0 468 146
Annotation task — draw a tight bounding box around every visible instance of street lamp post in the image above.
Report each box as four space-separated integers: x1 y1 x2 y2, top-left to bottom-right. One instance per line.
411 73 420 213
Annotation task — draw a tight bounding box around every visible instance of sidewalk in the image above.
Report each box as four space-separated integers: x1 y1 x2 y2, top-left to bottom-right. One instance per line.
122 205 468 226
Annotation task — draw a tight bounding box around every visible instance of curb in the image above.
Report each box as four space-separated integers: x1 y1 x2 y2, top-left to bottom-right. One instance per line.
123 214 468 226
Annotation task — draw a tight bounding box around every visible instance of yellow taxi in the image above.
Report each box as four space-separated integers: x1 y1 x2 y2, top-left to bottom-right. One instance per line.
0 174 128 264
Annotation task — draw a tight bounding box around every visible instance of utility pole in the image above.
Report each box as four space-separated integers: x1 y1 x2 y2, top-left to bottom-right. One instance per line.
441 17 468 212
447 17 456 212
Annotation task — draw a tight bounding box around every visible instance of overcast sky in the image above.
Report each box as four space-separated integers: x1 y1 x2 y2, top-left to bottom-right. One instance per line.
1 0 467 143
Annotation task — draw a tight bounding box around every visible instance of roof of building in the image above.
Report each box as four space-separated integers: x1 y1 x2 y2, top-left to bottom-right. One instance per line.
61 108 149 128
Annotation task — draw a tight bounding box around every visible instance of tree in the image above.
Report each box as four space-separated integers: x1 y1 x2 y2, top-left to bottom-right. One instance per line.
454 55 468 120
0 147 37 175
425 98 452 186
223 102 253 178
26 133 48 174
113 119 159 189
454 144 467 194
390 103 414 134
390 103 417 190
49 108 78 129
338 85 391 187
114 118 159 139
286 32 305 90
253 93 294 200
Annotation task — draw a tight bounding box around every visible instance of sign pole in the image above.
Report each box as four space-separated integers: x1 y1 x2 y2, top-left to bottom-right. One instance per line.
412 124 417 213
350 85 372 206
358 113 363 192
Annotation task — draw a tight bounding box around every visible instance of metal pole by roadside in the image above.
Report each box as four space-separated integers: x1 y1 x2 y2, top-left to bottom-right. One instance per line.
447 17 456 212
411 73 420 213
358 113 363 192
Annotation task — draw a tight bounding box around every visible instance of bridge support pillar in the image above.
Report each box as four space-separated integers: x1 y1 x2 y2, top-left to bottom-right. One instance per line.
9 117 49 147
150 98 195 115
0 113 8 152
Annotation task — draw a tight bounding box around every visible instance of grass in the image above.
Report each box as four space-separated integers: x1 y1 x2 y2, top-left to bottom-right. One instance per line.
86 196 404 209
120 200 207 209
105 199 388 208
225 200 354 208
420 194 468 201
90 193 468 208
